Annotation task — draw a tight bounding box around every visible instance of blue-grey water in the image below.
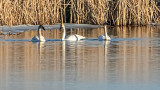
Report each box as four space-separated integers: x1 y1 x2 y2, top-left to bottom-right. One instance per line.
0 26 160 90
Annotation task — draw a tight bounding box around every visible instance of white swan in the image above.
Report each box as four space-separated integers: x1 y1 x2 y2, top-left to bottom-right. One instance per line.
32 25 46 42
98 25 111 41
60 23 85 41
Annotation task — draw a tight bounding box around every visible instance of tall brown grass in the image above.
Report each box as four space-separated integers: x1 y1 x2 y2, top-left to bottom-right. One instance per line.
0 0 62 25
0 0 159 26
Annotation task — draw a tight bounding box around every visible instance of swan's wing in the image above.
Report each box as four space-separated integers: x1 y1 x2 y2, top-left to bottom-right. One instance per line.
98 35 105 41
98 35 111 41
32 36 39 41
65 34 85 41
65 35 77 41
75 34 85 40
32 36 45 42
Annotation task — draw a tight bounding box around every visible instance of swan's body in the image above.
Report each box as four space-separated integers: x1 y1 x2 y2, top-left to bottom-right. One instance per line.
60 23 85 41
98 25 111 41
98 35 111 41
32 36 45 42
31 25 46 42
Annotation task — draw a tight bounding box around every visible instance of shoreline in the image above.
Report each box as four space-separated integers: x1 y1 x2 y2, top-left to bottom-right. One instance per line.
0 24 102 35
0 23 160 35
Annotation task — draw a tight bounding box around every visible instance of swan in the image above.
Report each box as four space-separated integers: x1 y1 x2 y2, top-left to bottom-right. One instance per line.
32 25 46 42
98 25 111 41
60 23 85 41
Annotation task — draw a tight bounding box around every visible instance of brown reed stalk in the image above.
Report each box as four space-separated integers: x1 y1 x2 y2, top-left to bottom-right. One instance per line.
0 0 159 26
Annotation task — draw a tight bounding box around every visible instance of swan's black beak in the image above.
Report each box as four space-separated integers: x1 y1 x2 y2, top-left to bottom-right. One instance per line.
60 25 62 32
60 24 62 29
39 25 46 31
42 26 46 31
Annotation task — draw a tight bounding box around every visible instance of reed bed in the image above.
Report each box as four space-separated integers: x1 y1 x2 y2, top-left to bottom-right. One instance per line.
0 0 159 26
0 0 61 25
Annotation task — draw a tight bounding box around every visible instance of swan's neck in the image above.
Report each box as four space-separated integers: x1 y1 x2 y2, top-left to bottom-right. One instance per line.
62 27 66 40
38 28 42 39
104 26 108 39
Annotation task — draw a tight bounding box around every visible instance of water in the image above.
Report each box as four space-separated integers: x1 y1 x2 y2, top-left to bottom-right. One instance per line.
0 26 160 90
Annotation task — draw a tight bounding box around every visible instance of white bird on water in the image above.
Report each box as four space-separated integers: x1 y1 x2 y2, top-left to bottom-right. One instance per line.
98 24 111 41
60 23 85 41
32 25 46 42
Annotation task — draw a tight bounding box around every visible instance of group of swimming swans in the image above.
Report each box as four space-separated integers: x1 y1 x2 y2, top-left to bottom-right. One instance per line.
31 23 111 42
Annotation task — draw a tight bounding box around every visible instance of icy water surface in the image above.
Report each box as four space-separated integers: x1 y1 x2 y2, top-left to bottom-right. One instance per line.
0 26 160 90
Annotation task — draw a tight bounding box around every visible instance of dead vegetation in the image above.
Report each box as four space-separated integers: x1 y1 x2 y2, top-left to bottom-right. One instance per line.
0 0 159 26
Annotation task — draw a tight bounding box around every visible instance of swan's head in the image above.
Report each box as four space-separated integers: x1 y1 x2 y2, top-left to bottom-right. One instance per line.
38 25 45 31
60 23 65 32
103 22 108 26
103 22 109 29
60 23 65 29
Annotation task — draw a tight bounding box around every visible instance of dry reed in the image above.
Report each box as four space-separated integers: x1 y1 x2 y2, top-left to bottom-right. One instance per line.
0 0 159 26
